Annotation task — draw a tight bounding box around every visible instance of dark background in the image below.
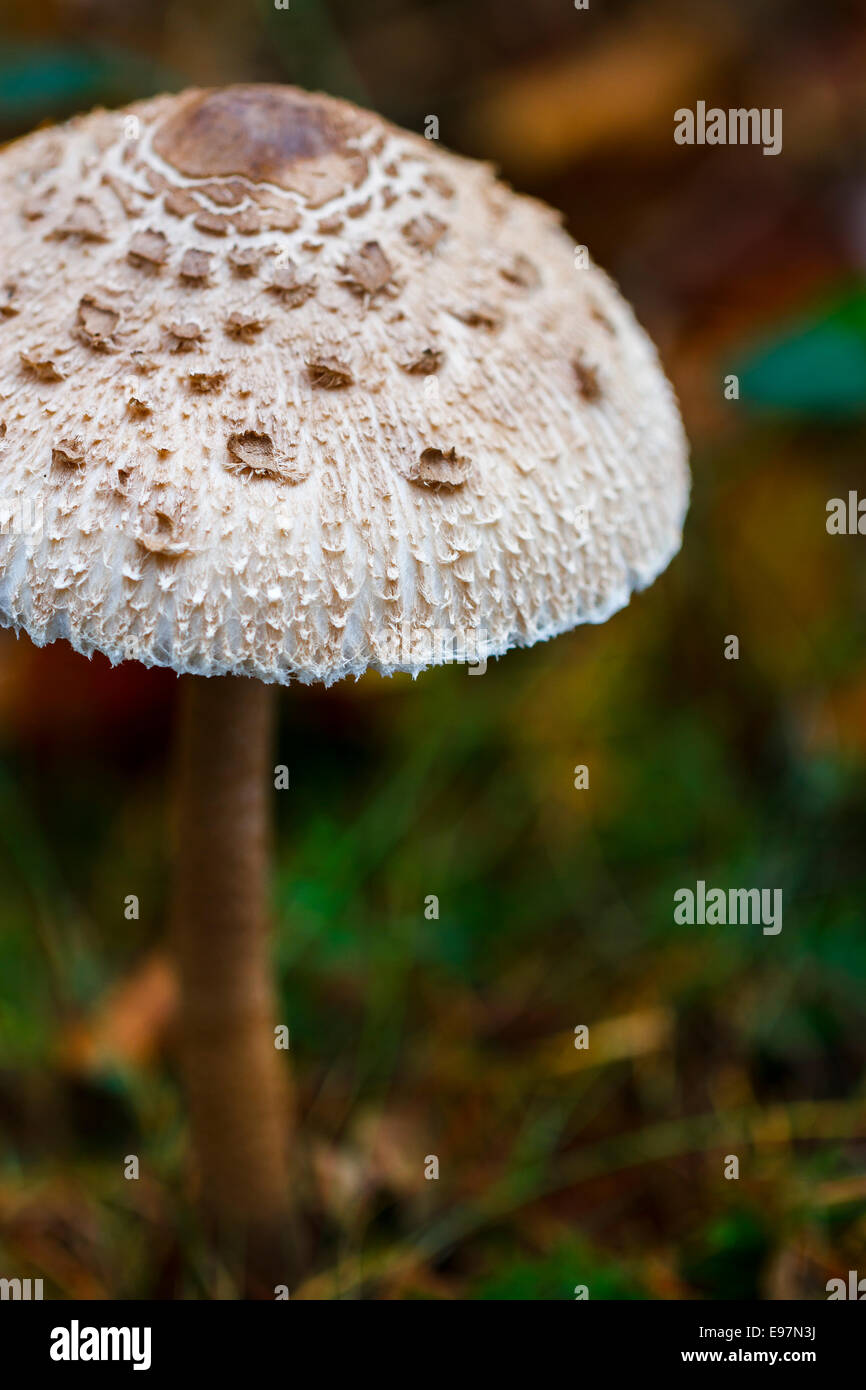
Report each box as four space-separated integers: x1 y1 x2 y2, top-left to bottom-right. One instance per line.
0 0 865 1299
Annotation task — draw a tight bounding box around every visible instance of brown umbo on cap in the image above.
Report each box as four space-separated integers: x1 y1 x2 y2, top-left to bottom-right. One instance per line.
0 84 689 684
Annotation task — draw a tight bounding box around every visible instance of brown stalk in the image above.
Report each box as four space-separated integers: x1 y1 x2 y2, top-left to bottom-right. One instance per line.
171 674 292 1294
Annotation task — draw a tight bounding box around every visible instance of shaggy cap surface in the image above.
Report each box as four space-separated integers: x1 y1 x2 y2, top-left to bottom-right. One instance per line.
0 85 689 683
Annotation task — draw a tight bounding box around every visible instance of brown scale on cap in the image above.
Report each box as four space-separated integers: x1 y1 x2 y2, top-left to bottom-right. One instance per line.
49 198 108 242
136 505 193 558
306 357 353 390
228 246 262 276
1 281 21 318
501 253 540 290
22 190 54 220
187 370 226 394
402 214 447 252
126 393 152 417
423 171 455 199
232 208 264 236
164 189 202 219
267 264 316 308
401 347 443 375
53 437 86 468
102 173 143 217
167 321 204 351
449 303 503 332
573 355 602 403
225 312 267 341
225 430 310 485
136 531 190 558
76 296 120 351
193 210 232 237
179 249 212 282
199 180 247 208
341 241 394 299
128 229 169 268
411 447 471 490
247 189 299 230
589 301 616 335
152 86 371 208
20 350 65 381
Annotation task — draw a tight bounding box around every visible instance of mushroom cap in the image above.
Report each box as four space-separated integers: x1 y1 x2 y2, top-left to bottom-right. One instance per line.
0 84 689 685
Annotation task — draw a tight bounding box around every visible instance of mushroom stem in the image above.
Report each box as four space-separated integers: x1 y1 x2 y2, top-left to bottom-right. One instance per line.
171 674 292 1293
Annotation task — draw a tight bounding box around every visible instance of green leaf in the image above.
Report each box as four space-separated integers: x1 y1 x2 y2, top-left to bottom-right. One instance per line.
735 289 866 419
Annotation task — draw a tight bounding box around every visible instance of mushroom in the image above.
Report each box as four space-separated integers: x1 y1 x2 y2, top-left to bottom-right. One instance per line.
0 85 689 1292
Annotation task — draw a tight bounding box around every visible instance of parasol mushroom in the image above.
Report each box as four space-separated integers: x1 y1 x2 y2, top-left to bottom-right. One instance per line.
0 84 689 1293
